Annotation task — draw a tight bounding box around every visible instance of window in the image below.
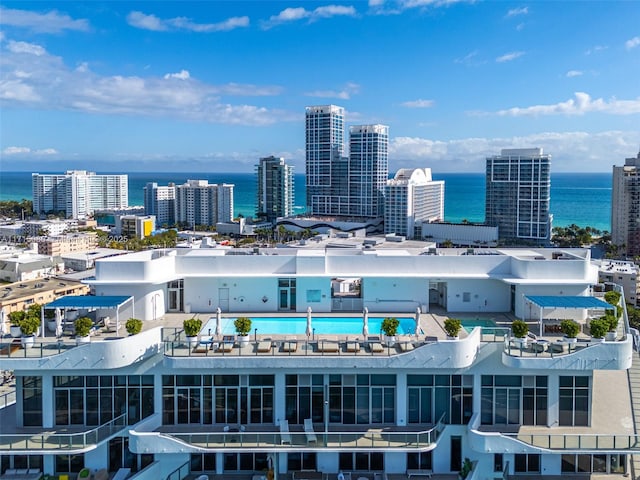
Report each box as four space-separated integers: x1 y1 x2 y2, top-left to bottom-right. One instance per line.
22 376 42 426
408 375 472 425
514 454 540 473
190 454 216 472
559 376 590 426
481 375 547 426
407 452 432 471
288 452 317 472
329 374 395 424
339 452 384 471
286 374 324 424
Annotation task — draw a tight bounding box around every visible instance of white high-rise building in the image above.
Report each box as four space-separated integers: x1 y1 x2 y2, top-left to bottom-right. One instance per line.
305 105 346 216
612 150 640 257
143 182 176 227
175 180 234 228
348 125 389 218
384 168 444 239
32 171 128 219
485 148 552 244
256 156 294 223
305 105 388 219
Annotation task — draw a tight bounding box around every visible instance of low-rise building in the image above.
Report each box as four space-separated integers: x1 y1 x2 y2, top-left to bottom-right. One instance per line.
114 215 156 239
0 276 90 313
595 259 639 305
420 222 499 247
0 253 64 283
61 248 127 272
22 220 68 237
35 233 98 256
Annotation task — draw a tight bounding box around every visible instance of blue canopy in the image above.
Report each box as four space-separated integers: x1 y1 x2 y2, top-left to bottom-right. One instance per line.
525 296 613 310
45 295 133 310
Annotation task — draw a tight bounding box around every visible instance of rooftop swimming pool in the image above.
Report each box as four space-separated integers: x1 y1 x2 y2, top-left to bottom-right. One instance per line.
202 316 416 336
461 318 497 333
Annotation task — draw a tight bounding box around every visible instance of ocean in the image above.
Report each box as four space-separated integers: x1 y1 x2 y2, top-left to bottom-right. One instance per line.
0 171 612 232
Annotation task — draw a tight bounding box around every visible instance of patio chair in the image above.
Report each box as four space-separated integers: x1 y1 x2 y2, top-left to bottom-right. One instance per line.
282 338 298 353
219 335 235 353
257 340 273 353
304 418 317 444
368 336 385 353
317 336 340 353
346 337 361 353
280 419 292 444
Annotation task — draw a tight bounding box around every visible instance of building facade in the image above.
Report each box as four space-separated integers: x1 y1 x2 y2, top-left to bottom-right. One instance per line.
0 246 635 479
36 234 98 256
485 148 552 245
384 168 444 239
612 151 640 257
143 182 176 227
348 125 389 218
175 180 234 229
256 156 294 223
32 171 128 219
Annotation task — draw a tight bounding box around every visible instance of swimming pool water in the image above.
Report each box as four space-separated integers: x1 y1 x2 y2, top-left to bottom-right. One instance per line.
461 318 497 333
202 316 416 336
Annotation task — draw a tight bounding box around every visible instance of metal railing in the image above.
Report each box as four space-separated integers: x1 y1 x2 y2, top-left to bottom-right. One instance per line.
0 389 16 409
165 460 189 480
162 418 445 451
0 339 79 359
0 412 127 452
163 336 428 358
504 432 640 451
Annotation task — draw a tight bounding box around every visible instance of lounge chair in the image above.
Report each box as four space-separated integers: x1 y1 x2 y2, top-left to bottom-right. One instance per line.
368 336 384 353
346 338 361 353
397 340 415 352
280 419 291 444
257 340 273 353
304 418 317 444
317 336 340 353
282 338 298 352
219 335 235 353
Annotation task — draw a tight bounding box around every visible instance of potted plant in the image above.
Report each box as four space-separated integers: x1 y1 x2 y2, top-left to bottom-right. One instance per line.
45 309 56 332
459 458 473 480
75 316 93 344
234 316 252 347
381 317 400 346
511 320 529 345
183 317 202 347
125 318 143 336
588 318 608 342
560 319 580 344
444 318 462 340
19 314 41 348
8 311 25 338
604 313 618 341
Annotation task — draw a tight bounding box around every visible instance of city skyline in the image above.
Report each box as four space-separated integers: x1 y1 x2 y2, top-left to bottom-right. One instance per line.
1 1 639 173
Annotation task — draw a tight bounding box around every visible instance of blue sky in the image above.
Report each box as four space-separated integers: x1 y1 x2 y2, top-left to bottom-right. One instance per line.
0 1 639 173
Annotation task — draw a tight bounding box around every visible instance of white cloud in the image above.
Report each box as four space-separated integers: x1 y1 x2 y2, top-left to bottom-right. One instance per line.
369 0 386 5
0 41 291 126
305 82 360 100
388 130 640 172
493 92 640 116
0 7 90 33
164 70 191 80
454 50 485 66
496 51 525 63
506 6 528 17
585 45 607 55
127 11 249 32
626 36 640 50
7 40 46 56
1 146 58 156
263 5 356 28
565 70 583 78
401 99 435 108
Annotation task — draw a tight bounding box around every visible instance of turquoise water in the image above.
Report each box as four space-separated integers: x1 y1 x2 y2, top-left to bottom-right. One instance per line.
202 316 416 336
461 318 497 333
1 171 612 231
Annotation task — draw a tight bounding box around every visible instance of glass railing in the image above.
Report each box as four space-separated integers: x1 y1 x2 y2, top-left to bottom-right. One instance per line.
0 413 127 451
502 335 602 358
163 418 444 451
0 339 79 358
504 432 640 451
0 389 16 409
163 336 431 357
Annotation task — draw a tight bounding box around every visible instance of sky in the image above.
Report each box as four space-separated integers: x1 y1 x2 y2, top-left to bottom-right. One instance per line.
0 1 639 174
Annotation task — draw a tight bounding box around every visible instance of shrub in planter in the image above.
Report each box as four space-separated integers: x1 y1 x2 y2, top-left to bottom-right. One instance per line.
19 314 40 337
126 318 143 336
75 317 93 338
604 290 621 306
8 310 25 326
460 458 473 479
444 318 462 338
603 313 618 332
560 319 580 338
234 316 252 336
511 320 529 339
589 318 608 339
183 318 202 337
381 317 400 337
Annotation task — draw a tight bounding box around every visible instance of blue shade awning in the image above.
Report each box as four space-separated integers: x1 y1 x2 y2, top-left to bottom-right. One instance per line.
45 295 133 310
525 296 613 310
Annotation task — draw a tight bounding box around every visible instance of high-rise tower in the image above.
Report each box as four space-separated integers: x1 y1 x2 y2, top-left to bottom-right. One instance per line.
485 148 552 244
256 156 294 223
305 105 345 216
612 150 640 257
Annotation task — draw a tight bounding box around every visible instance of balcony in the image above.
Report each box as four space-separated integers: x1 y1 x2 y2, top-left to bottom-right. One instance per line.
0 413 127 454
